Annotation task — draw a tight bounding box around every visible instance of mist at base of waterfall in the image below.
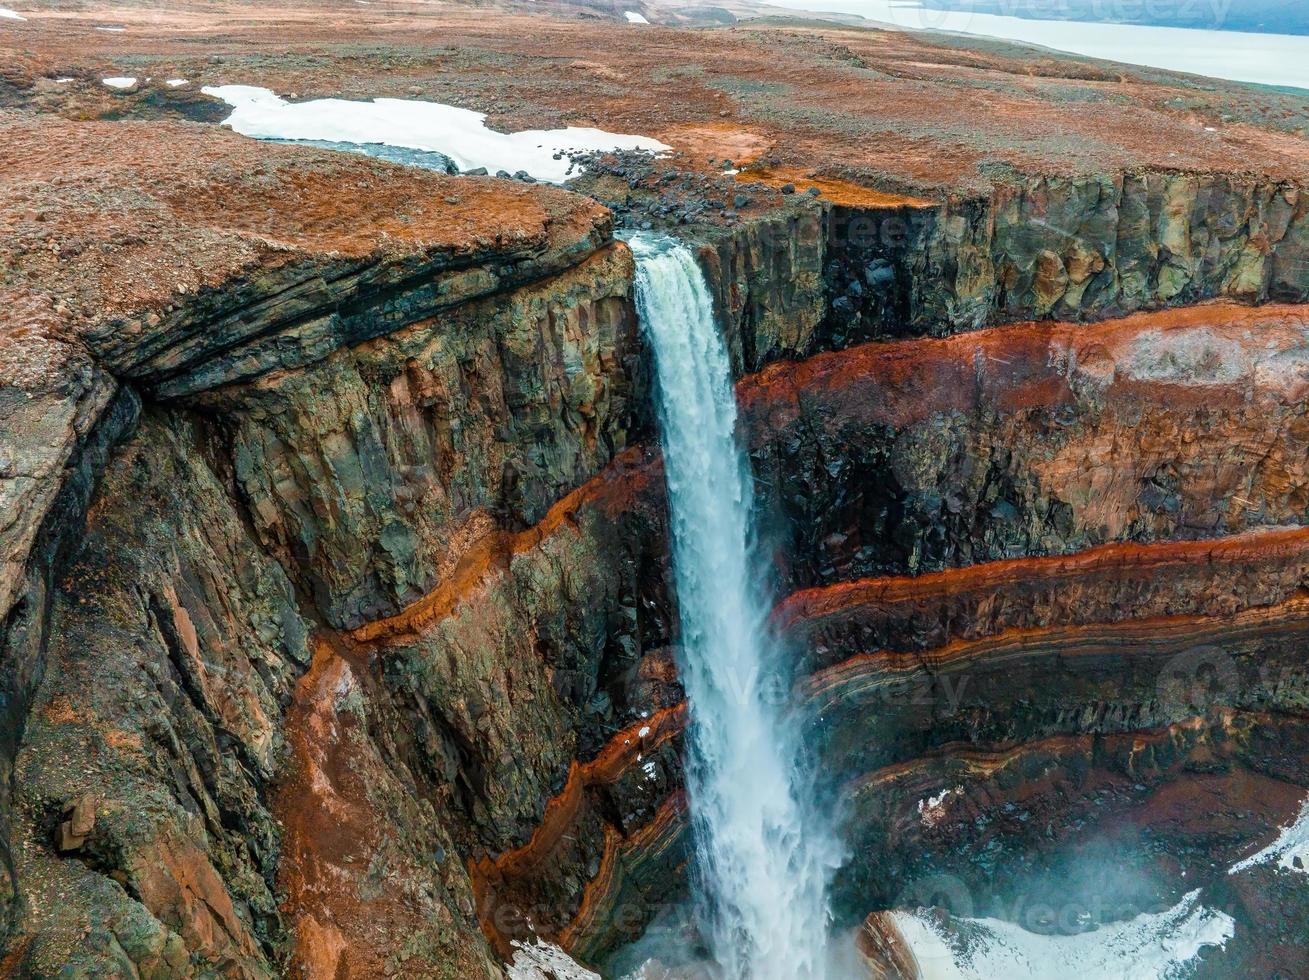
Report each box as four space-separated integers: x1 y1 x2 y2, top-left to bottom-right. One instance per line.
606 900 866 980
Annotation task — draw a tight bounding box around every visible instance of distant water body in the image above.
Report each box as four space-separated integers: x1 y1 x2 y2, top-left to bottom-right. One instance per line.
764 0 1309 91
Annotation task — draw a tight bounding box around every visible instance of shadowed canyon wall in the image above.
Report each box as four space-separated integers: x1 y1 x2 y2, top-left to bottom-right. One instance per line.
5 153 1309 979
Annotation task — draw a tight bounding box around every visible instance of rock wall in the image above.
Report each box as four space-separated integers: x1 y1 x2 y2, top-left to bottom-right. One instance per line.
200 244 647 629
0 348 138 950
741 304 1309 591
814 173 1309 351
0 170 660 976
737 301 1309 953
6 152 1309 979
693 207 828 373
7 411 310 977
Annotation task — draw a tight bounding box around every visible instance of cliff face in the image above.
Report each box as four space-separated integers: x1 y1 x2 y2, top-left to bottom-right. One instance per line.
688 168 1309 375
6 46 1309 979
444 201 1309 969
200 243 644 630
744 304 1309 590
0 122 656 978
809 173 1309 356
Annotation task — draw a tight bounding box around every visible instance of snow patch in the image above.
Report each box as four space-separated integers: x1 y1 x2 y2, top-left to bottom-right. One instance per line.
201 84 668 184
0 8 25 21
53 77 74 83
102 77 137 89
624 11 649 23
507 940 600 979
893 889 1233 980
638 725 651 738
95 25 125 32
1230 796 1309 876
917 786 962 829
166 78 189 87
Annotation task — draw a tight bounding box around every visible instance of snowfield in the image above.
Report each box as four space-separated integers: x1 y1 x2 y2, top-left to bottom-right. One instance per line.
202 85 669 184
892 890 1234 980
1230 796 1309 876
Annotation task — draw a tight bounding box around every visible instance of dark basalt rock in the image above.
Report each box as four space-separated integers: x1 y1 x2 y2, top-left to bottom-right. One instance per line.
4 114 1309 977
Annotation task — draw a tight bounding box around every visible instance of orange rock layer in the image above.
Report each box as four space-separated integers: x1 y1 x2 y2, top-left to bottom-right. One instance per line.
560 793 690 961
468 705 688 957
776 524 1309 669
739 302 1309 435
351 445 661 645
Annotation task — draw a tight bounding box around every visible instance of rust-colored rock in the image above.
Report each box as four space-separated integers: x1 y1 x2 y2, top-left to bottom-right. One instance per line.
3 3 1309 976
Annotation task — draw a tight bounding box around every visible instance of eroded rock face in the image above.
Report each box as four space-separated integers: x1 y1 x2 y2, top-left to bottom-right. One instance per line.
275 638 502 980
822 174 1309 342
0 119 652 976
499 302 1309 969
7 412 309 977
203 244 647 629
5 100 1309 980
694 207 828 372
742 304 1309 592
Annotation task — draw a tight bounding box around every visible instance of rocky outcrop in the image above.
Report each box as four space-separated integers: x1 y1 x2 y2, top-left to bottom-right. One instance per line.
642 169 1309 380
0 338 137 950
274 636 502 980
741 303 1309 591
776 526 1309 675
362 448 671 850
469 708 686 959
6 412 310 977
838 708 1309 910
201 243 646 628
729 301 1309 958
693 206 828 373
821 173 1309 344
0 113 616 399
0 119 654 977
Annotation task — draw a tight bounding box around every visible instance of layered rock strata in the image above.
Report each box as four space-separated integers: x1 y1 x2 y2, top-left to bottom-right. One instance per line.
472 302 1309 969
0 121 659 977
5 47 1309 976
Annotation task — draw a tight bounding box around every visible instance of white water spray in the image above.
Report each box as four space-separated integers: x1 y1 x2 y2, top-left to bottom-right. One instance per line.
629 234 842 979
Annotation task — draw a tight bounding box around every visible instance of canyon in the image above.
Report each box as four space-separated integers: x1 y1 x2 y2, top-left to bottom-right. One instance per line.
4 1 1309 977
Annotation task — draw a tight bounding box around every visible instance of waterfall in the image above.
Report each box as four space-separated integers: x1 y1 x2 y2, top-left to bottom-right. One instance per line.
629 234 842 979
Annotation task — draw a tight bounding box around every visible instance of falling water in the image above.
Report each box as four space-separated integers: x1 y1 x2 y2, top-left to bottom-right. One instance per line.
629 233 842 979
